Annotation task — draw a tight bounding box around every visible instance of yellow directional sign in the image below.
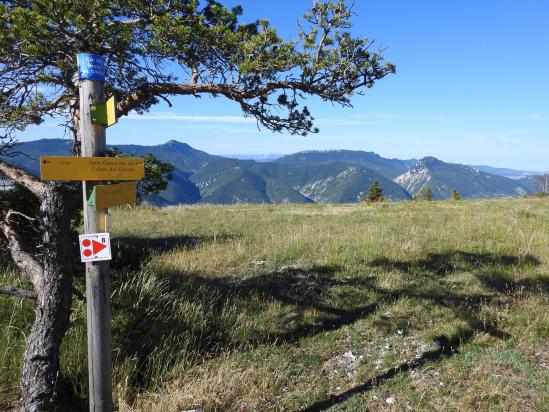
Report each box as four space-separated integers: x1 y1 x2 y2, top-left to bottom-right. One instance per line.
88 182 137 209
90 96 117 126
106 96 117 127
40 156 144 181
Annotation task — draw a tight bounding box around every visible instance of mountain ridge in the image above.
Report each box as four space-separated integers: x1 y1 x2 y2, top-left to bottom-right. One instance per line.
0 139 539 204
275 149 415 179
395 157 529 199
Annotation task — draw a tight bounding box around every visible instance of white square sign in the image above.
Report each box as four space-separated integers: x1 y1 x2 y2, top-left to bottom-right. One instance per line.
78 233 112 262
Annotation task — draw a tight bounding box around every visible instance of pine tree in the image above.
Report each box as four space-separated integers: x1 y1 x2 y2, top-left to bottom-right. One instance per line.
363 180 385 203
450 188 461 201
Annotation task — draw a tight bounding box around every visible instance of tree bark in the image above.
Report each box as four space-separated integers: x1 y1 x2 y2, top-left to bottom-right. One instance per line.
20 183 77 411
0 218 45 292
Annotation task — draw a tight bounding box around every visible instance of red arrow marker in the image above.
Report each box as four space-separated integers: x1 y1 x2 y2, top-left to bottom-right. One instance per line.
92 239 107 255
79 233 111 262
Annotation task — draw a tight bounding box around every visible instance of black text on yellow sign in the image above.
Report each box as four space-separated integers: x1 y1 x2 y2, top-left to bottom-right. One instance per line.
40 156 145 181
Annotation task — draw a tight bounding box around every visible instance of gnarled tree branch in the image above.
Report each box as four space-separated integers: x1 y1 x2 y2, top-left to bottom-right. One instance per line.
0 218 44 292
0 160 45 199
116 79 352 118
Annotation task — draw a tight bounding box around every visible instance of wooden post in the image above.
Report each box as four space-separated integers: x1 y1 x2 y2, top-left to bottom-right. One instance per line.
79 62 112 411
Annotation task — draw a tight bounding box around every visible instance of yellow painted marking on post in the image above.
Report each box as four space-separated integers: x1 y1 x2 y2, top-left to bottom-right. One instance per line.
94 182 137 210
40 156 144 181
106 96 117 127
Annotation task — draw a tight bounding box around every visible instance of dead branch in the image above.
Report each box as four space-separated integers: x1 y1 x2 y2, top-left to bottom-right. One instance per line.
0 160 45 199
0 286 38 300
0 219 44 292
6 210 36 222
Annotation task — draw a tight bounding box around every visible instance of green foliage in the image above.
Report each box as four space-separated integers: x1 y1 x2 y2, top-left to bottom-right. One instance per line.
141 153 175 195
450 188 461 201
1 0 394 140
362 180 385 203
107 148 174 197
414 186 434 201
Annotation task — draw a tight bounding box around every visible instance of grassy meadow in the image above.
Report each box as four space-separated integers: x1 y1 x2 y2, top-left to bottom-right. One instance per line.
1 198 548 411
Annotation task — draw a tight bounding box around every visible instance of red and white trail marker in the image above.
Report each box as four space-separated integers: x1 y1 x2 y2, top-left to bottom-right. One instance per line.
79 233 111 262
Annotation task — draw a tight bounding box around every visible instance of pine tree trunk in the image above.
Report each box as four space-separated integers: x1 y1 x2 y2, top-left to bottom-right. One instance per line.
20 184 76 411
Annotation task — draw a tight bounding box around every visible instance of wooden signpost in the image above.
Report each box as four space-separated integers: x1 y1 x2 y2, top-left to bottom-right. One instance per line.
38 53 142 412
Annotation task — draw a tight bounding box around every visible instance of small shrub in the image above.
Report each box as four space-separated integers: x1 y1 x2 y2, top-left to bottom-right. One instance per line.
451 188 461 201
414 186 434 201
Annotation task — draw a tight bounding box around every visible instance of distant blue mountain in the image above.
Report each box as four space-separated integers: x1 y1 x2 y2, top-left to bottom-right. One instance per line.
470 165 542 179
396 157 530 199
275 149 415 179
1 139 536 204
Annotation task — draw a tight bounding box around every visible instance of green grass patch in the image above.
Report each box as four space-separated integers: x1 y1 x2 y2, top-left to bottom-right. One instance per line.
0 198 548 410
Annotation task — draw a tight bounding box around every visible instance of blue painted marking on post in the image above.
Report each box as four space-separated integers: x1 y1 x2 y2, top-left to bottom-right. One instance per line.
77 53 105 81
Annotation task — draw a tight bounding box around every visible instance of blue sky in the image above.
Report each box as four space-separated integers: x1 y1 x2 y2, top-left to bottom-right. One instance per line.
20 0 549 170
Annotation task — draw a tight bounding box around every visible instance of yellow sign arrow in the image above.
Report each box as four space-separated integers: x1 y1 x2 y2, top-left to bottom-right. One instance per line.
40 156 145 181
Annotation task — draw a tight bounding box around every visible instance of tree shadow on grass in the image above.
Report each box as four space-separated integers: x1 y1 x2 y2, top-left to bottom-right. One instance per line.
182 266 381 343
299 250 544 411
300 331 471 412
477 270 549 294
368 251 543 339
96 246 544 409
110 264 359 392
109 233 240 270
369 251 540 279
205 250 543 345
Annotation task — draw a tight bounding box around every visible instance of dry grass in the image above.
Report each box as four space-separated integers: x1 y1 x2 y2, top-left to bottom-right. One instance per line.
1 198 548 410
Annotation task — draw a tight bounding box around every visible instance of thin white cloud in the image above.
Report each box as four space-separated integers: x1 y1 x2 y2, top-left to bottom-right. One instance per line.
377 114 449 122
350 113 397 120
125 112 255 124
315 118 375 126
174 125 261 134
350 113 449 122
125 112 378 126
